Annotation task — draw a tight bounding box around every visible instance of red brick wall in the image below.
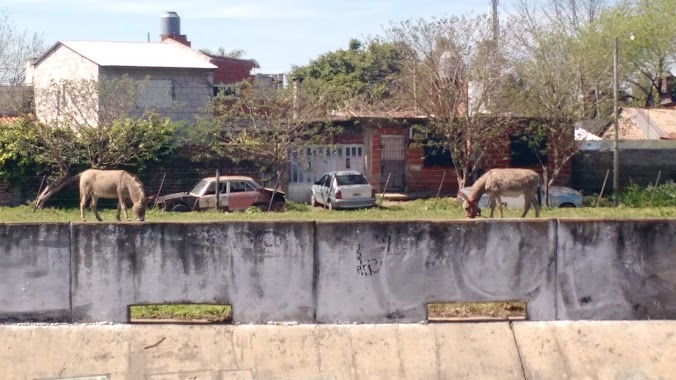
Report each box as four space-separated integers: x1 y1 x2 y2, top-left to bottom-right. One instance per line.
211 57 255 84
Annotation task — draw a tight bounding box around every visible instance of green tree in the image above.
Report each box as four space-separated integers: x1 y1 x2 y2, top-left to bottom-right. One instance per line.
594 0 676 106
290 38 407 113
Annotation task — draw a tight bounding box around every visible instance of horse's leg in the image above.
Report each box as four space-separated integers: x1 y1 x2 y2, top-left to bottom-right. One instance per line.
532 193 540 218
495 194 504 218
489 195 496 218
521 192 532 218
118 193 130 221
91 196 103 221
80 191 88 221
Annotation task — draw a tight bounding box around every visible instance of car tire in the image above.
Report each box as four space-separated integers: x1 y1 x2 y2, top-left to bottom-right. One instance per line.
310 193 317 207
172 204 190 212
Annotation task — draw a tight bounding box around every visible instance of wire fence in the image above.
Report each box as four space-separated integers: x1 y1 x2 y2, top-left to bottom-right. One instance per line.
1 166 674 208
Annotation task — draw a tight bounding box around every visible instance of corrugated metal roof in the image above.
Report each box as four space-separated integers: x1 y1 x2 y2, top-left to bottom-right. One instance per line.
37 41 217 70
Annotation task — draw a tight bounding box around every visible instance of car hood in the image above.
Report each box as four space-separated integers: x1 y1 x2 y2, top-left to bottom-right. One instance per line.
156 192 194 201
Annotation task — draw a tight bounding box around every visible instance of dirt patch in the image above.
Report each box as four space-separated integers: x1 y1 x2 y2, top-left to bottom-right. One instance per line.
427 301 527 321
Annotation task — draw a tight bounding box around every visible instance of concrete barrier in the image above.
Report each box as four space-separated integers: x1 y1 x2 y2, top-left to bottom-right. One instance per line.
1 219 675 323
0 223 71 322
70 222 315 323
1 321 673 380
557 219 676 320
315 220 556 323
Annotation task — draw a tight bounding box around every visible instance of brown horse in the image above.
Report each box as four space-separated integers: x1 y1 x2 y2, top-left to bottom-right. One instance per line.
79 169 147 221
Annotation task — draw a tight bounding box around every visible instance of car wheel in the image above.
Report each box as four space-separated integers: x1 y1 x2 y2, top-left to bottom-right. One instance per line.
559 203 576 208
172 204 190 212
310 193 317 207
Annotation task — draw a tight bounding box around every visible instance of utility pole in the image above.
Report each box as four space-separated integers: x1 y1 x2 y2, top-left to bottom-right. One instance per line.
492 0 499 47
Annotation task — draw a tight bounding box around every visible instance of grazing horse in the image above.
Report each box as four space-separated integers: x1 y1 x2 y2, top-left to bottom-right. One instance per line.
457 168 541 219
79 169 147 221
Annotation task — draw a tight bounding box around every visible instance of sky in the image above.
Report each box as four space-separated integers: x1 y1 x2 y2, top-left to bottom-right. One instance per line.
0 0 507 74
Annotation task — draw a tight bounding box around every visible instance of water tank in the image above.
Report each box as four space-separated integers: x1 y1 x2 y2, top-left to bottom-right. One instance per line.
160 11 181 36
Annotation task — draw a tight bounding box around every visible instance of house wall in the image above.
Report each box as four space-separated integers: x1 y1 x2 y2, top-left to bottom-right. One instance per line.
101 67 213 124
211 57 255 85
29 45 100 122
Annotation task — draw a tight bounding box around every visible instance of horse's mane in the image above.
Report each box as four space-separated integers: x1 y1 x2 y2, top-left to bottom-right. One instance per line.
124 172 147 201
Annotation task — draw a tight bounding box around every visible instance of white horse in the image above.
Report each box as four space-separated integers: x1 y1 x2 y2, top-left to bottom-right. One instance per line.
79 169 147 221
458 168 541 218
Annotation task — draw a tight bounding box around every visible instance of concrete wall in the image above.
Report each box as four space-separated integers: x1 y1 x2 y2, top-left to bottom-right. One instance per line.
0 224 71 321
1 321 673 380
1 220 674 323
71 222 314 323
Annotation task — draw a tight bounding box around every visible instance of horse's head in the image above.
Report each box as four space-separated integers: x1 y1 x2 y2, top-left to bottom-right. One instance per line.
457 192 479 219
133 197 147 221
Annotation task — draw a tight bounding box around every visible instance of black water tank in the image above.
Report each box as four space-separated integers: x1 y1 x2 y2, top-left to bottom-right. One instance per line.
160 11 180 36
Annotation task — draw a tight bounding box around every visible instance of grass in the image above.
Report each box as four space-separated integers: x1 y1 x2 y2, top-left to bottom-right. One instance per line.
2 195 676 223
129 304 231 323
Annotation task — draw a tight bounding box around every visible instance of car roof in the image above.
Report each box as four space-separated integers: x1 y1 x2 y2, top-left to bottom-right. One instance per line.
324 170 365 176
201 176 258 183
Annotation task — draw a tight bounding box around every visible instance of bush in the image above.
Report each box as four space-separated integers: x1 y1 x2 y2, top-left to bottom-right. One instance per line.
620 180 676 207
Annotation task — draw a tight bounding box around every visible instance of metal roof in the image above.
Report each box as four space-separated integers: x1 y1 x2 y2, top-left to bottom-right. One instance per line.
36 41 217 70
607 107 676 140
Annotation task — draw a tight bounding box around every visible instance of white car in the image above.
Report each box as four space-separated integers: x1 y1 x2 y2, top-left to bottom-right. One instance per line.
311 171 376 210
458 186 583 211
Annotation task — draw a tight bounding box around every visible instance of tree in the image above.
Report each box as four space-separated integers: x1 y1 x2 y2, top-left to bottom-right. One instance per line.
384 14 511 188
594 0 676 106
195 79 338 188
0 10 45 85
501 0 613 201
290 38 407 114
18 77 178 207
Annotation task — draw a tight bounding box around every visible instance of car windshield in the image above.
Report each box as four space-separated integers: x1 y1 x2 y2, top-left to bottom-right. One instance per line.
336 174 368 186
190 179 211 196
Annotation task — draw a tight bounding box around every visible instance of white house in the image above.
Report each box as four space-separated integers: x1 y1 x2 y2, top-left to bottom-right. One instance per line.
25 40 217 124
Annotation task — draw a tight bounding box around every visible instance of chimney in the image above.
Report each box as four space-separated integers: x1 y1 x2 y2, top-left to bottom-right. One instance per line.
160 11 191 47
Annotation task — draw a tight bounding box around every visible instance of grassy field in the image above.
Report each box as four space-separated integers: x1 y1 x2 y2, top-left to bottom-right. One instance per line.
2 195 676 223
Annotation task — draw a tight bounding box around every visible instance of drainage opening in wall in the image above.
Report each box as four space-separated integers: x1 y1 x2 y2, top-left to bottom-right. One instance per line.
426 301 527 322
129 304 232 324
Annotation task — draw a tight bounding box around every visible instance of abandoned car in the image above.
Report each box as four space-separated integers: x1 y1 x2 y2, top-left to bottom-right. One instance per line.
155 176 285 212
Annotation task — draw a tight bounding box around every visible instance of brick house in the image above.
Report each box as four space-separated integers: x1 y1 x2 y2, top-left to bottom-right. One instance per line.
287 116 572 203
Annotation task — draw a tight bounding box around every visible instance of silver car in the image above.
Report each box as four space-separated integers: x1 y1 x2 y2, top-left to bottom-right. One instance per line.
311 171 376 210
458 185 583 211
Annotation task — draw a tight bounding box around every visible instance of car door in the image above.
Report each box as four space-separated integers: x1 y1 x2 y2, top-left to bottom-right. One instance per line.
314 174 328 204
227 180 259 211
197 181 218 210
320 174 333 204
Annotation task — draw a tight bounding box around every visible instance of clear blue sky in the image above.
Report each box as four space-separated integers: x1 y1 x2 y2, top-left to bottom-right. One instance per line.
1 0 505 74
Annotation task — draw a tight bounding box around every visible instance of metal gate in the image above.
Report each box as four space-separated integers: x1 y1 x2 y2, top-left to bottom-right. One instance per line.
381 135 405 191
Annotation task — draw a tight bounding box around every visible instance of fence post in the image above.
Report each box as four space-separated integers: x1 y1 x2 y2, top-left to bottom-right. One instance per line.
153 172 167 209
379 173 392 207
215 170 220 210
596 169 610 208
434 171 447 208
649 170 662 207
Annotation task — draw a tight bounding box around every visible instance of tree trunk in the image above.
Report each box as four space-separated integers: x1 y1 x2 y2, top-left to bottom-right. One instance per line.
34 174 80 209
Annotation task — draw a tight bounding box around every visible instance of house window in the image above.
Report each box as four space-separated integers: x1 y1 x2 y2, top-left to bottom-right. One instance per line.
510 133 547 166
422 137 453 167
137 79 173 108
